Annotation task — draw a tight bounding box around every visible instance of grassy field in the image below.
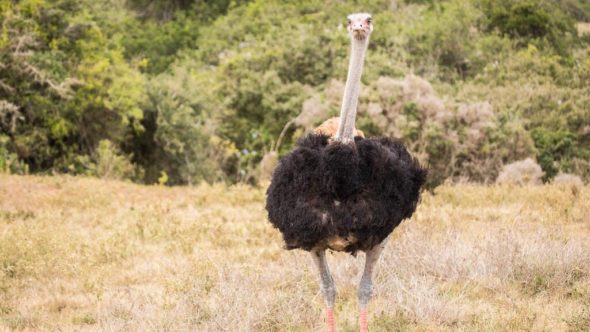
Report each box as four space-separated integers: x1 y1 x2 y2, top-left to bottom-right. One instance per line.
0 175 589 331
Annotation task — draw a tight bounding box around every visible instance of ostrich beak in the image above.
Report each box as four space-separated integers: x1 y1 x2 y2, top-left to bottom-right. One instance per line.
351 28 368 40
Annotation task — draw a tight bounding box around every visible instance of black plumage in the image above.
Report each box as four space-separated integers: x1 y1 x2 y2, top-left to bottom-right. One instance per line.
266 133 427 254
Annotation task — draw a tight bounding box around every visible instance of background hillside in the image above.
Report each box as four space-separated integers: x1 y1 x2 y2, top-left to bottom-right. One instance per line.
1 0 589 186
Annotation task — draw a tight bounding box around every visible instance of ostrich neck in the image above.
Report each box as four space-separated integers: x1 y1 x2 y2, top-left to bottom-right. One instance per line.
335 36 369 144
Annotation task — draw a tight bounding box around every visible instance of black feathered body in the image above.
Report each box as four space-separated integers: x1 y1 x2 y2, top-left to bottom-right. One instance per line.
266 134 427 254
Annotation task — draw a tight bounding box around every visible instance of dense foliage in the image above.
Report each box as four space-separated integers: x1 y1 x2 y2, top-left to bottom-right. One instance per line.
1 0 589 186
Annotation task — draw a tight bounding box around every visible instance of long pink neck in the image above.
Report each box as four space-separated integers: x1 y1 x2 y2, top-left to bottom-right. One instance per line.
335 36 369 144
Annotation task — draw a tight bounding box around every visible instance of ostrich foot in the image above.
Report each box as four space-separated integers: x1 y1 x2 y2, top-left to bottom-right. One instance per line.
326 307 335 332
359 309 368 332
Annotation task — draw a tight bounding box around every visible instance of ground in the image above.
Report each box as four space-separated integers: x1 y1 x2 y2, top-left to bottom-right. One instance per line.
0 174 589 331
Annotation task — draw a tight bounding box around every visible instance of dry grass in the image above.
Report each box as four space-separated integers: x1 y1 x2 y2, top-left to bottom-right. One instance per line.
496 158 544 186
578 22 590 36
1 175 589 331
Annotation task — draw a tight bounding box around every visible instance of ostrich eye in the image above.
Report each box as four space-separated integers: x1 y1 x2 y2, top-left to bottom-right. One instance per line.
347 19 351 25
367 18 372 24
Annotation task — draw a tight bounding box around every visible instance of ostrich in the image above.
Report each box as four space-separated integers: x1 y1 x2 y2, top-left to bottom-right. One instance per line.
266 13 426 332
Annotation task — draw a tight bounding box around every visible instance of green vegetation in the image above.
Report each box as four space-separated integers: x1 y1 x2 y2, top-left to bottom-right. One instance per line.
1 0 589 185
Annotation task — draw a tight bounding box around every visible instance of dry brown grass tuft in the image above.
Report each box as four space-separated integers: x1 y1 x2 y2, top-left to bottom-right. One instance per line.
496 158 544 185
553 173 585 188
578 22 590 35
1 175 589 331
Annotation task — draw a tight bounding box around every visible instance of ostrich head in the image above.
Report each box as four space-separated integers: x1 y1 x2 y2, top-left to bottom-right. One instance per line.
347 13 373 40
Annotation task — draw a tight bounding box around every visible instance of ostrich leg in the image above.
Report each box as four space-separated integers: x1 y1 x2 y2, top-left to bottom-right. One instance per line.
358 239 388 332
311 249 336 332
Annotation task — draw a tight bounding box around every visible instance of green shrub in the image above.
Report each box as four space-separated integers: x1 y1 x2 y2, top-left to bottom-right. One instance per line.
0 135 28 174
1 0 588 186
478 0 578 54
93 140 137 180
556 0 590 22
405 0 483 78
531 128 576 181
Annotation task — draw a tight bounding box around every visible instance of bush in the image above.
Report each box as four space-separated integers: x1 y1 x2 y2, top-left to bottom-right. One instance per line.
479 0 578 54
0 135 29 174
531 128 576 181
496 158 544 185
140 65 239 184
552 173 584 187
555 0 590 22
405 0 483 78
1 0 588 187
93 140 136 180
